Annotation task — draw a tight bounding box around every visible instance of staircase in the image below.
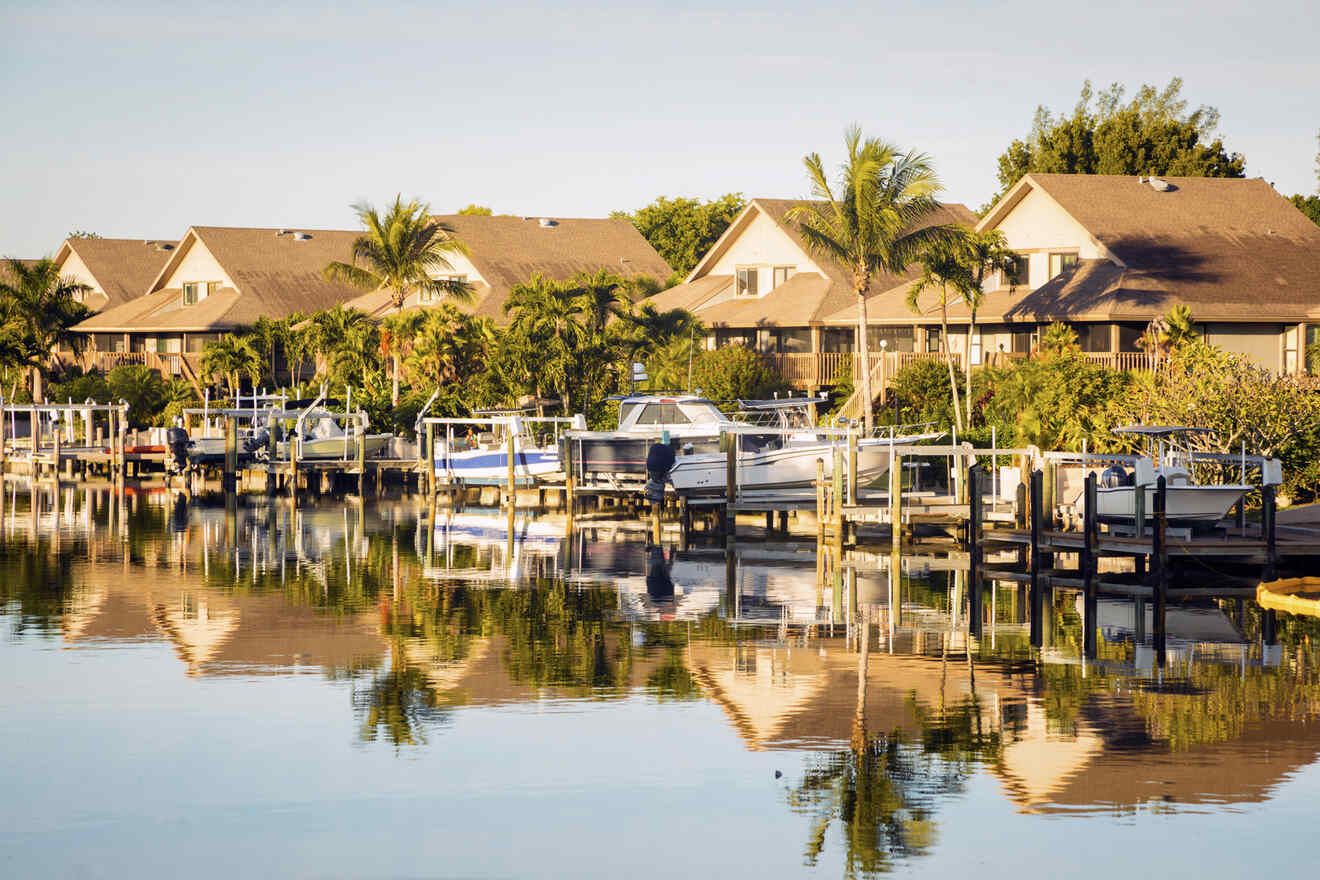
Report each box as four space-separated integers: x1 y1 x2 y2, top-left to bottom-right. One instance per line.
829 356 889 425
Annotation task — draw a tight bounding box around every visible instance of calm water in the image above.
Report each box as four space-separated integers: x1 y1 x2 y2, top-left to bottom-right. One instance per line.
2 483 1319 879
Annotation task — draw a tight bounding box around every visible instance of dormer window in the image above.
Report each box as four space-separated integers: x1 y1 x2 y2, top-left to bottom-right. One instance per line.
1048 252 1079 279
773 266 794 287
736 267 759 297
183 281 218 305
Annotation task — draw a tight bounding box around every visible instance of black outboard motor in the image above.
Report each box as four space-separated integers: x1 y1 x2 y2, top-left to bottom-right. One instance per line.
243 427 271 455
1100 464 1129 489
645 544 675 602
645 442 676 504
165 426 190 473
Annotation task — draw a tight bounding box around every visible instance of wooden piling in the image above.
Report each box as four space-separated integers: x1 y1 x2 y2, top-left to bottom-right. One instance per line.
967 463 983 637
505 430 516 510
1262 483 1278 582
888 452 903 545
847 426 858 506
1152 474 1168 663
422 422 434 497
831 445 844 553
222 416 237 493
1028 468 1043 647
1082 471 1098 659
815 458 825 548
724 432 737 543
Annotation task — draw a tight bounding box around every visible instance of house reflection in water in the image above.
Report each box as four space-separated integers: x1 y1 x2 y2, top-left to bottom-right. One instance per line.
7 486 1320 835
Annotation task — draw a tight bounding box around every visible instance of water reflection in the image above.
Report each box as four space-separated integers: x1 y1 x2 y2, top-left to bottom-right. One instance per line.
3 481 1320 876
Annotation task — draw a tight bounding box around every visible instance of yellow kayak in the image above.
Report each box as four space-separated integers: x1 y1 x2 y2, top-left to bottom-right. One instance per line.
1257 577 1320 618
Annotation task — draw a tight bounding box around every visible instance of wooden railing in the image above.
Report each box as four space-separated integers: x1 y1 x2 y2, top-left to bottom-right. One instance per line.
766 349 1153 387
77 350 203 379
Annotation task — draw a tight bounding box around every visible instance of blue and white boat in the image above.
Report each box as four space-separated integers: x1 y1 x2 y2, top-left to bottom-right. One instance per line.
427 414 578 485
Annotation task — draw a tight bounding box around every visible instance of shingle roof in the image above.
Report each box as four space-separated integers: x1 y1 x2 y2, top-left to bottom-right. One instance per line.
642 274 732 314
977 174 1320 322
73 227 365 332
344 214 673 323
647 198 976 327
58 238 177 310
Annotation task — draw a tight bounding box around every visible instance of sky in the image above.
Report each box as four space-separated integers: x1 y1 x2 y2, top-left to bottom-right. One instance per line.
1 0 1317 256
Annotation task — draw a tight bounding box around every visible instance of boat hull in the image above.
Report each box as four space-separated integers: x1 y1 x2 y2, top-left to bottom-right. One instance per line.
563 434 723 476
434 447 560 484
669 441 899 495
1093 484 1248 524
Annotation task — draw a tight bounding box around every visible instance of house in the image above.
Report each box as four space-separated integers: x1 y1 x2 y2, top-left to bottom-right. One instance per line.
653 178 1320 390
70 226 366 378
339 214 673 321
52 237 177 312
971 173 1320 373
641 198 977 389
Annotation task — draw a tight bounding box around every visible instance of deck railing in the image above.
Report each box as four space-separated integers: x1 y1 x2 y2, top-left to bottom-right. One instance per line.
765 348 1154 387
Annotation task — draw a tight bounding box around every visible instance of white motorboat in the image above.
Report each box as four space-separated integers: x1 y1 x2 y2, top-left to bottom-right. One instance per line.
562 394 737 477
667 429 942 495
1088 426 1272 525
430 414 575 485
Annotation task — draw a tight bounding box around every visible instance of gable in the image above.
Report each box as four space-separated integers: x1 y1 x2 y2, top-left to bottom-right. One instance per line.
703 207 824 278
989 184 1110 259
54 247 107 307
155 233 238 293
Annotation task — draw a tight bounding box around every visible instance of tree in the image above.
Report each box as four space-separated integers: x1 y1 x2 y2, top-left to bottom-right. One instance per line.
956 229 1019 423
200 334 262 396
612 193 745 277
504 274 589 413
306 305 374 382
0 258 92 401
982 346 1131 451
456 204 493 215
906 240 976 431
66 230 101 239
688 345 787 406
406 305 494 388
323 195 474 405
788 127 954 433
990 78 1246 205
1290 129 1320 228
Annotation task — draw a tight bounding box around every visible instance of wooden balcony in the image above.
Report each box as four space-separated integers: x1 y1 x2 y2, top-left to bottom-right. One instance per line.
765 349 1152 388
76 351 204 383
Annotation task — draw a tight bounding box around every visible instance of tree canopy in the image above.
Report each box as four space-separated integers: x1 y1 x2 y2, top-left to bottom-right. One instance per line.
1291 129 1320 227
989 78 1246 207
612 193 745 279
456 204 493 215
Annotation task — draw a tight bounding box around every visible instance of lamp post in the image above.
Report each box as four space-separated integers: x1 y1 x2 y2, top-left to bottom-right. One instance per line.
879 339 888 406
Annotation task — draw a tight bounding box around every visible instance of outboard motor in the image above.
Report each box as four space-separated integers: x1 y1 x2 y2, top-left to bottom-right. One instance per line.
170 493 189 533
645 544 675 601
1100 464 1128 489
165 426 190 473
645 442 676 504
243 427 271 456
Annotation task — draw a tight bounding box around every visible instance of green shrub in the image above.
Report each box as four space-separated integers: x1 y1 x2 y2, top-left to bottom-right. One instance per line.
689 346 788 409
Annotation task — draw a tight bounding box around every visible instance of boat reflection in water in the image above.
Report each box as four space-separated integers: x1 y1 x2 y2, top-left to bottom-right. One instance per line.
3 487 1320 876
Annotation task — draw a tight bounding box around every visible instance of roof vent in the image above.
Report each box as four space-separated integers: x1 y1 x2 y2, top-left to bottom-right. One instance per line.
538 218 558 228
145 240 174 251
276 229 293 236
1148 177 1171 192
293 232 312 241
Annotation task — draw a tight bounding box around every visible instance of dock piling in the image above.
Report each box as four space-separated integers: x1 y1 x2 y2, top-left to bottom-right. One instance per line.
1029 468 1043 647
1152 474 1168 664
1082 471 1098 659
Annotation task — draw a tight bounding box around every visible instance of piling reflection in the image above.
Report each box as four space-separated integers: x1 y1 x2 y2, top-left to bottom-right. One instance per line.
3 484 1320 874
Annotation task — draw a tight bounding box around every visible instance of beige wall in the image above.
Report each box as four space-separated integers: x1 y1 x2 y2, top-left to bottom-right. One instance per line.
1205 323 1283 373
402 251 485 307
158 235 238 294
706 209 823 287
992 186 1116 289
55 247 109 310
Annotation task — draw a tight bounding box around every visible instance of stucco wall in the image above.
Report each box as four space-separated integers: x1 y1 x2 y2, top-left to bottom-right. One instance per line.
993 187 1112 289
1205 323 1283 372
159 236 238 292
706 209 822 290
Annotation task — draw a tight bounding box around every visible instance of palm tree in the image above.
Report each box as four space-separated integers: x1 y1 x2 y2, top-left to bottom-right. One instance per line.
0 258 92 401
957 229 1020 421
1160 305 1198 348
505 274 589 412
906 241 975 431
407 306 494 387
381 309 427 391
787 127 954 432
323 196 474 405
307 305 374 381
200 334 262 397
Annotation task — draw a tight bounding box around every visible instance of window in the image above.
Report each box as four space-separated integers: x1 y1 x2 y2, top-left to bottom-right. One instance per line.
770 328 811 354
1075 324 1111 353
736 267 759 297
820 329 853 353
1006 255 1030 286
926 327 942 353
773 266 794 288
867 326 915 353
634 403 688 425
187 333 219 353
1117 324 1145 353
182 281 218 305
1048 252 1079 279
715 329 755 348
